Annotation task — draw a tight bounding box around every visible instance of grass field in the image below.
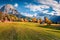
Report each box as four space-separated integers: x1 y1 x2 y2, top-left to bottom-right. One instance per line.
0 22 60 40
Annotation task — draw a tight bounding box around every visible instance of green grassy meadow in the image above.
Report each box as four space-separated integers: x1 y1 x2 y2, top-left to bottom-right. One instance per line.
0 22 60 40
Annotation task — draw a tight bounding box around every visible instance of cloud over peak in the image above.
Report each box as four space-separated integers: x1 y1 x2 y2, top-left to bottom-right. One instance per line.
14 3 18 7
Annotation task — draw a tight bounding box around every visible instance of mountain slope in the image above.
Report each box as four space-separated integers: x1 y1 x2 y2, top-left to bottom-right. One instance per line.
50 15 60 23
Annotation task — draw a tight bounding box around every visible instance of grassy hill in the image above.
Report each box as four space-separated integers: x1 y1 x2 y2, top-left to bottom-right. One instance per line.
0 22 60 40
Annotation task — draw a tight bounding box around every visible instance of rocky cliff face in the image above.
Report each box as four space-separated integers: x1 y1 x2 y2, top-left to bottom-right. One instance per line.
0 4 18 14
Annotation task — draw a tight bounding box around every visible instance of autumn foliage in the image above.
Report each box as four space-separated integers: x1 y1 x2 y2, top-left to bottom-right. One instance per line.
32 17 37 22
44 17 52 25
0 11 53 24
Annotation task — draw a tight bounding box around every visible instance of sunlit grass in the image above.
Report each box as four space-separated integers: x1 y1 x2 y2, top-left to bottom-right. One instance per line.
0 22 60 40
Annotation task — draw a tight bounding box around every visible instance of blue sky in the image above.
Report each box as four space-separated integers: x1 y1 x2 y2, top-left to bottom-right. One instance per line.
0 0 60 17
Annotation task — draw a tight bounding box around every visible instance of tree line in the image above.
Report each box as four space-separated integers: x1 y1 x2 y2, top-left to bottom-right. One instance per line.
0 12 59 25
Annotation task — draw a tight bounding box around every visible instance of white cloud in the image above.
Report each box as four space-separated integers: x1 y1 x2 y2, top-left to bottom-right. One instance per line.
43 10 49 13
37 0 60 16
25 3 52 16
47 11 55 15
25 0 60 16
33 13 37 17
21 12 33 17
14 3 18 7
25 3 50 12
20 12 38 17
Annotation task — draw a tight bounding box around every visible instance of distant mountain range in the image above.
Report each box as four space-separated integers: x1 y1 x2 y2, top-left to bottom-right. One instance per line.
50 16 60 23
0 4 60 22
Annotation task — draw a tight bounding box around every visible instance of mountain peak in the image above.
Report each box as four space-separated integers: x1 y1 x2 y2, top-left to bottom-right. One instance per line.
5 4 15 9
0 4 18 14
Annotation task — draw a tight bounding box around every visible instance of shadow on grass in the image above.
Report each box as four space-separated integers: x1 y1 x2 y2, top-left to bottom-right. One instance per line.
39 25 60 30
